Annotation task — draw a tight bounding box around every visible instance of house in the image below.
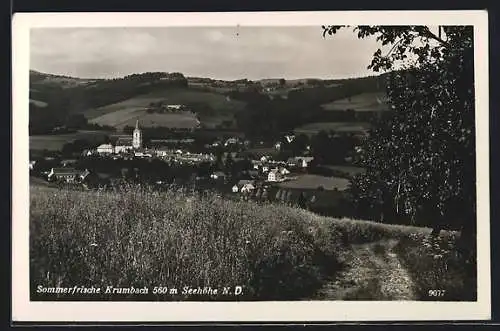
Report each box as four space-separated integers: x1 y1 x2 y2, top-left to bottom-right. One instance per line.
274 142 281 150
241 183 255 193
29 160 36 170
47 168 89 183
236 180 256 193
261 165 269 173
285 135 295 143
279 167 290 175
267 169 283 182
96 144 114 154
232 184 239 193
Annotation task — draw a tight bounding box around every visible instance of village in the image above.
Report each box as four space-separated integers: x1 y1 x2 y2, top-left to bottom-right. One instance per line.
30 117 353 216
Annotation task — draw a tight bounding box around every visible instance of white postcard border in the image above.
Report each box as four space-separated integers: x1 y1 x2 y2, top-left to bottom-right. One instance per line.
12 10 491 322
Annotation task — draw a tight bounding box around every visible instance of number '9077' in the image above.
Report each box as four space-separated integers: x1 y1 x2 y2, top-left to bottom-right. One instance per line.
428 289 446 297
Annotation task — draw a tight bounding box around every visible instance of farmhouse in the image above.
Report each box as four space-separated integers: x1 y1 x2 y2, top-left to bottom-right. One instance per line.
47 168 90 183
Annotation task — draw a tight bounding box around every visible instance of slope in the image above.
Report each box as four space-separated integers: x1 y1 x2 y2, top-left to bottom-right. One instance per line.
86 88 246 130
30 184 471 301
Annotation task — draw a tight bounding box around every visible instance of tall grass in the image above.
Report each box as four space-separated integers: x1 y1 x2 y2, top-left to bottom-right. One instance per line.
30 184 475 301
394 232 477 301
30 185 340 301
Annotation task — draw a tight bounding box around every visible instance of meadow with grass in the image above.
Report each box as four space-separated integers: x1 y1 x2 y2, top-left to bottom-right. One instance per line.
30 184 475 301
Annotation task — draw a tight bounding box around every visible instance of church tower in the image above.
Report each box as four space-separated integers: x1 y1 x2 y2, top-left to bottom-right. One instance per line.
132 119 142 149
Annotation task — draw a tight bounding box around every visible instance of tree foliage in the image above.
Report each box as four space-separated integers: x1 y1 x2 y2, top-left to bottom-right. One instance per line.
323 26 475 236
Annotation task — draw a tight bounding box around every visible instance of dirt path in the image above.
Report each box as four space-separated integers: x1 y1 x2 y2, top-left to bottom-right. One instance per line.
313 239 417 300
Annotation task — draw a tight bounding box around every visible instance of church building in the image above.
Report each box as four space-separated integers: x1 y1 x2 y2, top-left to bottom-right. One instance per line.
132 120 143 149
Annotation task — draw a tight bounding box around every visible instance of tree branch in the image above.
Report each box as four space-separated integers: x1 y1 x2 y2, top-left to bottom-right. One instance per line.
415 26 449 47
385 37 406 58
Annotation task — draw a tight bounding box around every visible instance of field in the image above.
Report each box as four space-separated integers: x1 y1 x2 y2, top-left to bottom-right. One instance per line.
89 109 200 130
318 165 367 178
278 174 351 191
84 90 238 119
29 130 109 151
294 122 371 135
30 184 475 301
84 97 168 120
321 92 390 112
84 88 245 130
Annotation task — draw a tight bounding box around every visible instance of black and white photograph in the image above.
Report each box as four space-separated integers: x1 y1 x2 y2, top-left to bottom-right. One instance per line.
12 11 490 322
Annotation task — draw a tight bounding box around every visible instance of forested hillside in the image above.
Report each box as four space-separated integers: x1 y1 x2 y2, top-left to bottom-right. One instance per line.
29 70 389 136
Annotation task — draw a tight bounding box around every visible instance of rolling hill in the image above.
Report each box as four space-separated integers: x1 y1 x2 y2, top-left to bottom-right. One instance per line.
28 70 392 135
85 88 246 130
30 70 102 89
321 91 390 112
29 70 246 131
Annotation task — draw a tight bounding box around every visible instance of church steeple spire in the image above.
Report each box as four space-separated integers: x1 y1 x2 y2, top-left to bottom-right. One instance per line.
132 119 142 149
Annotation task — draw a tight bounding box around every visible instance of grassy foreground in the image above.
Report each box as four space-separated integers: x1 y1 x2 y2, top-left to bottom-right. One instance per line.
29 185 475 301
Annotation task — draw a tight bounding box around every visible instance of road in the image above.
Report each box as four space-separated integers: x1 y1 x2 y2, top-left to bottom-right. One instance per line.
312 239 417 300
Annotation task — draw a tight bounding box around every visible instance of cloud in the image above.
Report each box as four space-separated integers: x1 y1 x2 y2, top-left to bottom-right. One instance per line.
30 26 381 80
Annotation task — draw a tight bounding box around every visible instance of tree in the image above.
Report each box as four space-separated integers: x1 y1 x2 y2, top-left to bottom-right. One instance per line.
323 26 475 241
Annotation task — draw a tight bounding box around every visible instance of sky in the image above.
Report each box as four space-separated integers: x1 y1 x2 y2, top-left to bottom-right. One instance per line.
30 26 384 80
